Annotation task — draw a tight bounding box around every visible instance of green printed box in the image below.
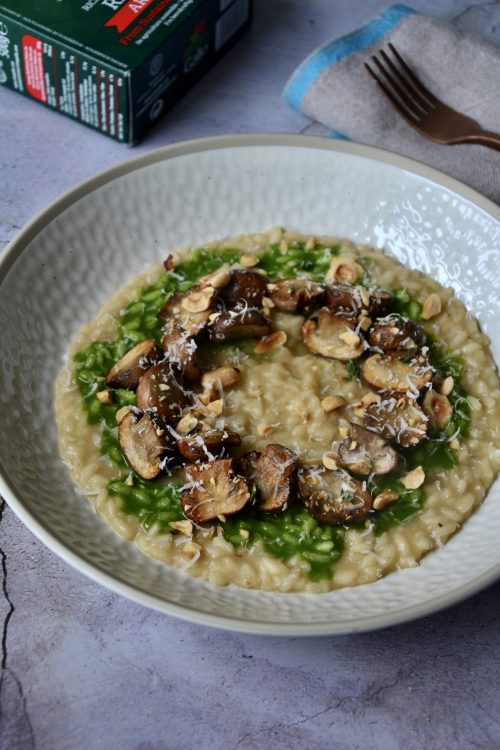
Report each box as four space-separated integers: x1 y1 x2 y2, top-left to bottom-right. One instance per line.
0 0 252 143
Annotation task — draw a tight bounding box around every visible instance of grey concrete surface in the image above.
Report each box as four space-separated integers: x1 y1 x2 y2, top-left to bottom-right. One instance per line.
1 1 499 748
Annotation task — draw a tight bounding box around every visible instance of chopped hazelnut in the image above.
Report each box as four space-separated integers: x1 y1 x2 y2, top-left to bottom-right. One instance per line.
206 399 223 416
96 390 112 404
181 285 216 313
169 520 193 536
402 466 425 489
115 406 130 423
322 453 338 471
181 542 202 560
321 395 347 412
239 254 259 268
373 490 399 510
176 413 198 435
440 376 454 396
422 293 442 320
254 330 287 354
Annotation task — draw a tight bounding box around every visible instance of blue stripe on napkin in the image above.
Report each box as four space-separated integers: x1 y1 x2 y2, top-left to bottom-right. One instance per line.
284 4 416 111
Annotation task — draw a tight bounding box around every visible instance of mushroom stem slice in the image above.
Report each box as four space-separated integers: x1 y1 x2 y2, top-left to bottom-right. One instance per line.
337 424 399 475
209 308 271 342
219 270 268 308
362 352 433 394
158 291 212 336
422 389 453 430
298 466 372 525
136 362 191 424
253 444 298 513
105 340 163 390
161 325 201 382
368 314 425 353
302 309 365 361
364 397 428 447
176 429 241 462
118 411 171 480
181 459 250 524
269 278 325 314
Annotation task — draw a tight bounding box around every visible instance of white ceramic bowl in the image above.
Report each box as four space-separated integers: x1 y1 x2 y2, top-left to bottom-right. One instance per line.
1 135 499 635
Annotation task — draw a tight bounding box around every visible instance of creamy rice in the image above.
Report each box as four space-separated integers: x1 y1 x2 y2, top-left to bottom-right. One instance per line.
55 229 500 593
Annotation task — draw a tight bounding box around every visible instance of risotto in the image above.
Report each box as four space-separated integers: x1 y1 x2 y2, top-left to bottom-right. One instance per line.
55 229 500 593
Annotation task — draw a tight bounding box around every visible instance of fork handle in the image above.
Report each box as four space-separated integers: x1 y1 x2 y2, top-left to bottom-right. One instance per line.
461 130 500 151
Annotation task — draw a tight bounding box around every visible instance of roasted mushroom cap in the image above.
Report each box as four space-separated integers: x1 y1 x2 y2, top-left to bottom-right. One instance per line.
362 352 433 394
219 270 267 308
161 326 200 382
368 314 425 353
158 290 213 335
106 340 163 390
176 428 241 462
298 466 372 525
337 424 399 475
269 278 324 314
235 450 261 490
302 309 365 361
365 396 428 447
181 458 250 524
253 444 298 512
209 308 271 342
325 285 392 318
422 389 453 430
136 362 191 423
118 411 170 480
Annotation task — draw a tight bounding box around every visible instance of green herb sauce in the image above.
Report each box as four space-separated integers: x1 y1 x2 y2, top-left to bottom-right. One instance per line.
73 241 471 581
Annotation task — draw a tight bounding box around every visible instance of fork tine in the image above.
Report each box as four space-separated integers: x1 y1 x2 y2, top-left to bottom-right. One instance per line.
364 62 418 124
388 43 438 106
379 49 431 114
371 55 424 120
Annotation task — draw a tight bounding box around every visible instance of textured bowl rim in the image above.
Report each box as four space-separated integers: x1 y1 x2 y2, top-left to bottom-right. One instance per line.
1 133 499 636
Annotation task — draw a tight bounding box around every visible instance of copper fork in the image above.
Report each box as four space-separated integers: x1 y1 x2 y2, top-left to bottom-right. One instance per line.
365 43 500 151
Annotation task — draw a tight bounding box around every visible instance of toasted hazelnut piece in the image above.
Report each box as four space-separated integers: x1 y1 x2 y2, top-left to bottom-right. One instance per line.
159 291 212 336
321 395 347 412
362 352 433 394
440 376 454 396
201 366 240 399
360 392 381 408
239 254 259 268
239 528 250 539
325 285 392 318
368 314 425 353
176 413 198 435
305 237 316 251
235 450 261 490
181 285 217 313
219 270 268 308
106 339 163 390
118 411 171 480
161 326 200 382
422 293 442 320
422 389 453 429
302 309 365 361
402 466 425 490
373 491 399 511
269 278 325 314
115 406 130 423
359 315 372 332
364 397 428 447
176 428 241 462
181 542 201 560
337 424 399 475
322 453 338 471
326 256 364 285
254 330 287 354
199 264 232 289
298 466 372 524
96 389 112 404
169 520 193 536
209 308 271 343
449 437 460 450
136 362 190 424
254 444 298 513
206 399 223 416
181 458 250 524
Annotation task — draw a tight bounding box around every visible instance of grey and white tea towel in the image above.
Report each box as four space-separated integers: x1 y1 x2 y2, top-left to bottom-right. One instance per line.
284 5 500 203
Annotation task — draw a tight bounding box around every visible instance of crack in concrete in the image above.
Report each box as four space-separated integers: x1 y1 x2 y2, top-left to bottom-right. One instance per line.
0 499 36 749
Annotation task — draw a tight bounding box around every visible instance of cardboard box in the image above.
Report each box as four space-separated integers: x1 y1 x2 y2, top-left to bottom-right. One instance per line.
0 0 252 144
